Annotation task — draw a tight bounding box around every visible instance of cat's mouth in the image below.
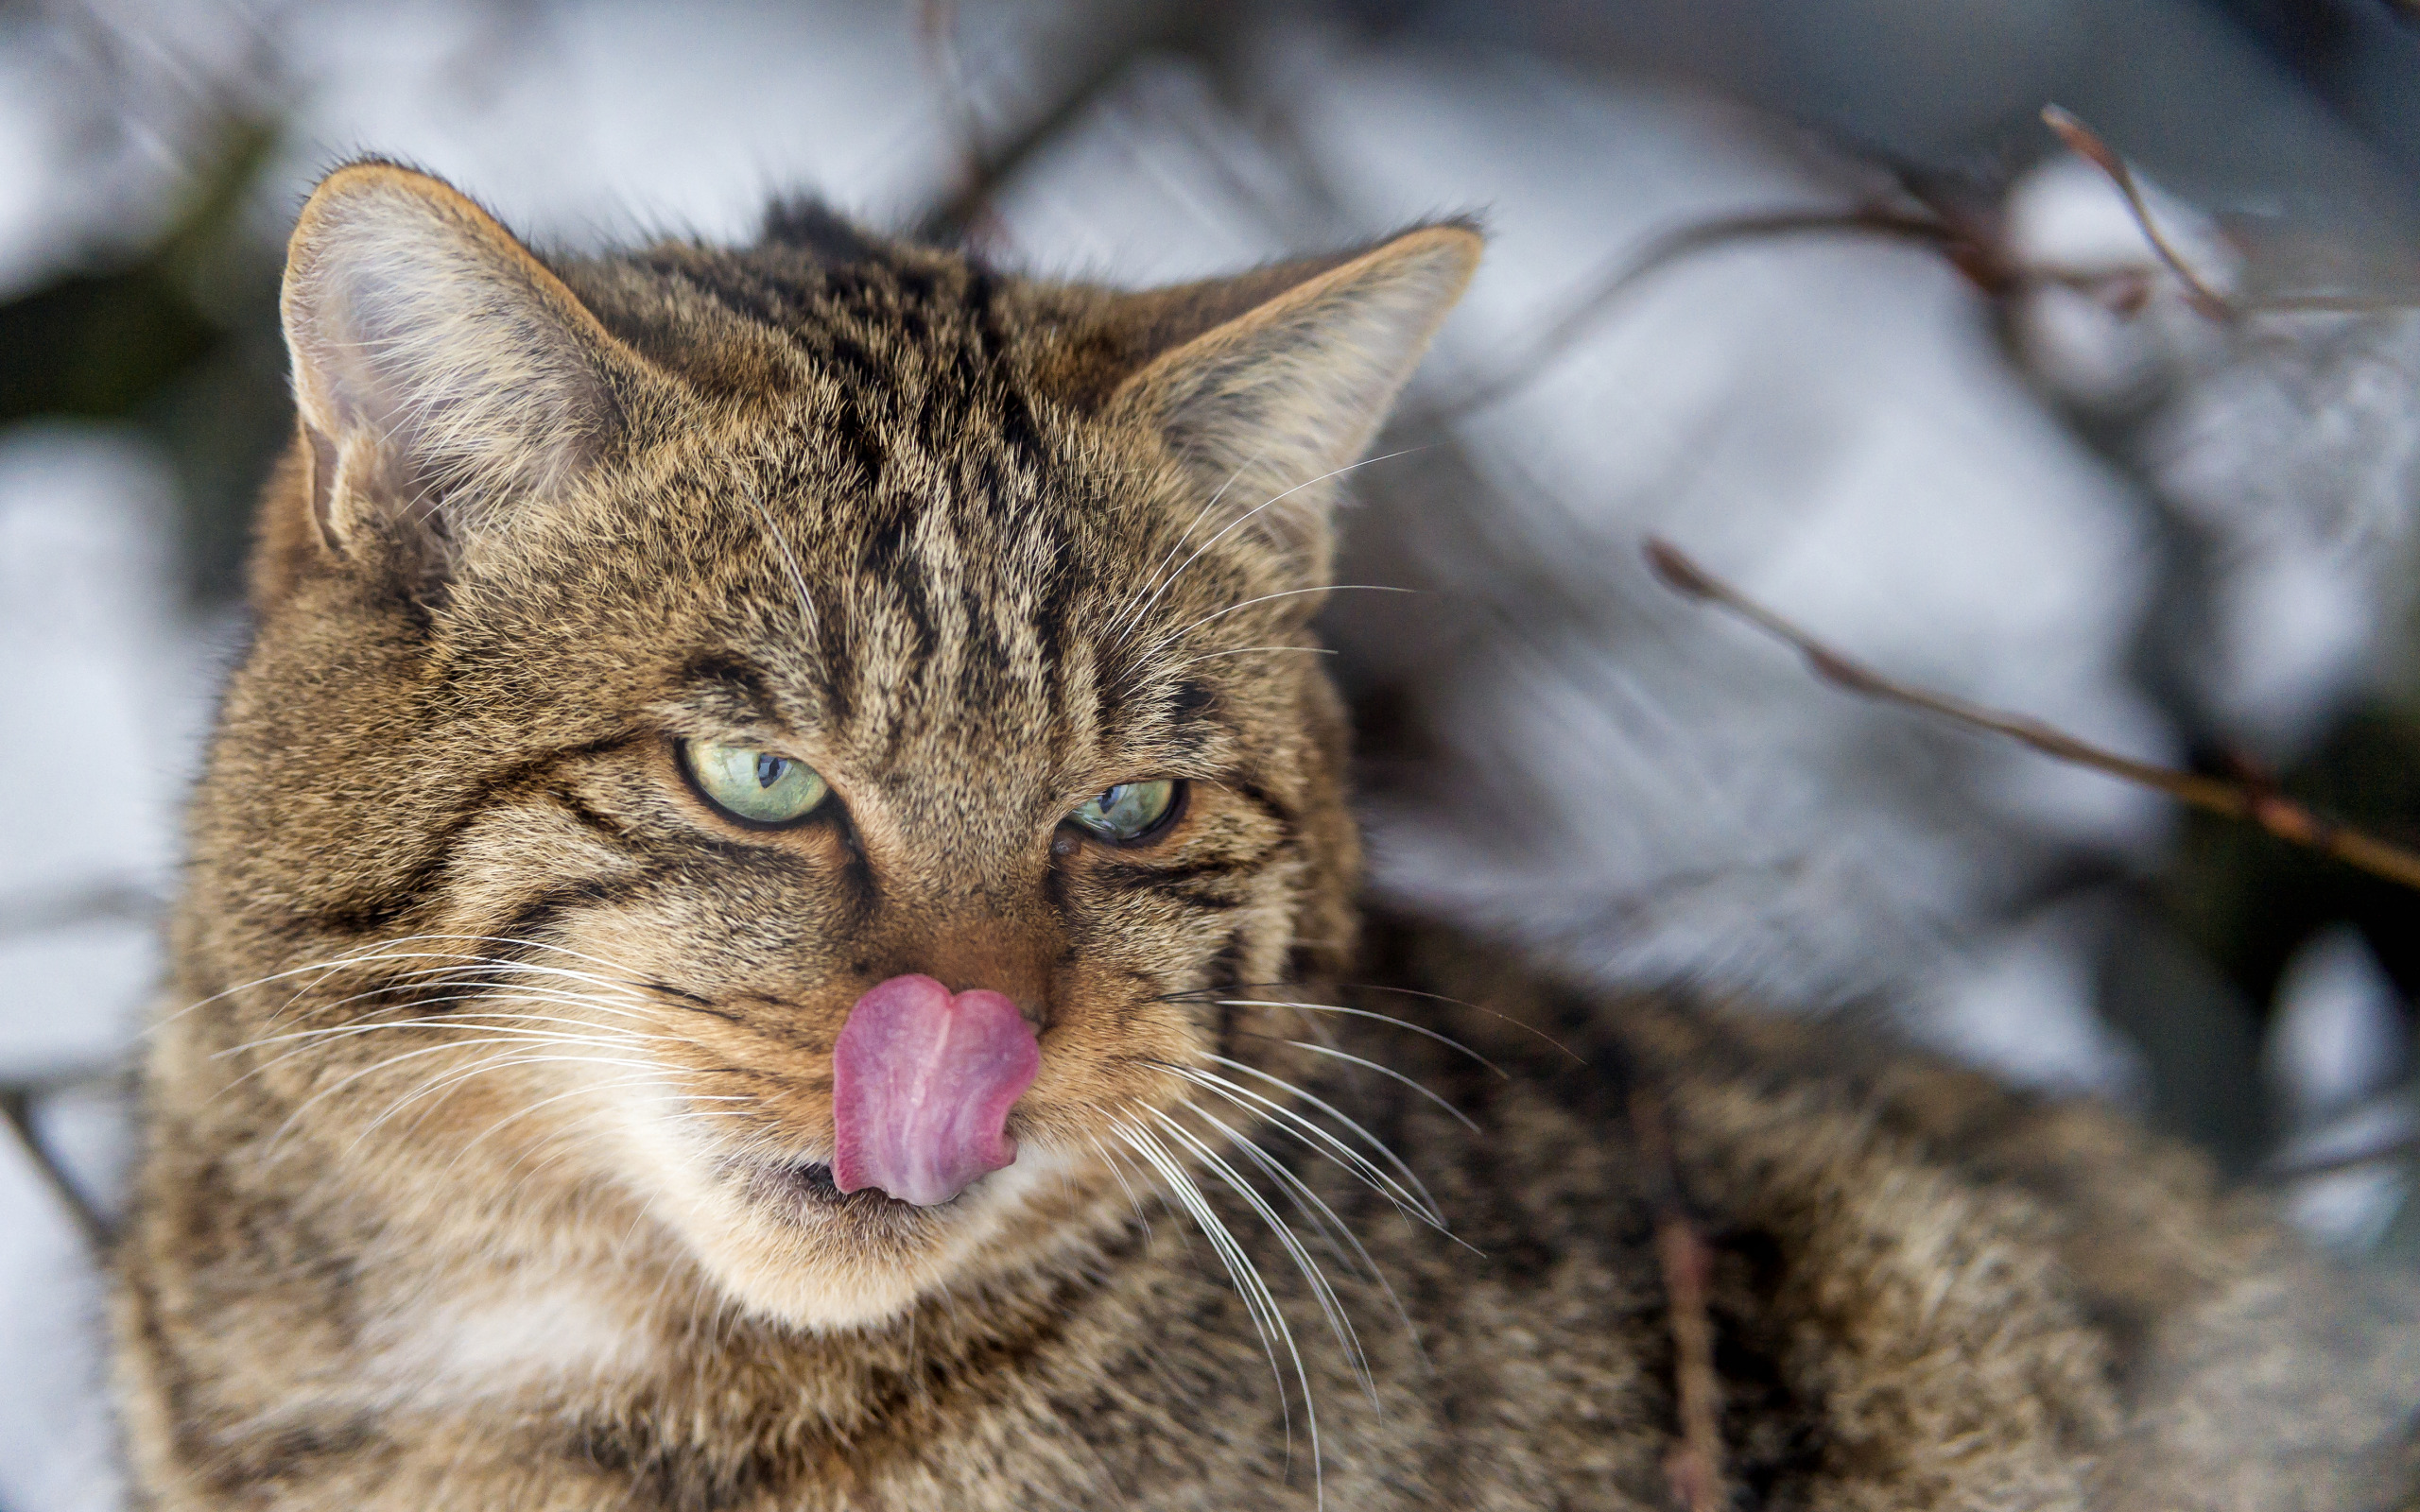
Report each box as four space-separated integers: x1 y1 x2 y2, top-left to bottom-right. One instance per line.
752 1160 909 1213
742 1159 985 1219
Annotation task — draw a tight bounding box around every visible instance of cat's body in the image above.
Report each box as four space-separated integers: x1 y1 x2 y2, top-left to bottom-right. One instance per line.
127 912 2420 1512
118 165 2418 1510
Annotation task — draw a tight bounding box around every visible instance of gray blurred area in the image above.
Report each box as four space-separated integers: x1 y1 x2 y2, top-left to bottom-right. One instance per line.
4 2 2419 1505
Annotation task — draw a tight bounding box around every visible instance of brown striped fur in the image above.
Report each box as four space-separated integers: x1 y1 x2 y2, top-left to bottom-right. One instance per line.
117 163 2419 1510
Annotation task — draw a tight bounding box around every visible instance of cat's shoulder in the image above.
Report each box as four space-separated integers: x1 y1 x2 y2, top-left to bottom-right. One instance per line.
1366 912 2420 1508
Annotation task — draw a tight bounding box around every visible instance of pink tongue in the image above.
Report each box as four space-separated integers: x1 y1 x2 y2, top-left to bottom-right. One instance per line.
831 974 1040 1207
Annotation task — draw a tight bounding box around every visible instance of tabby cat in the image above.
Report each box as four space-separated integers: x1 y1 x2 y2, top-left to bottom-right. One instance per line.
117 161 2419 1510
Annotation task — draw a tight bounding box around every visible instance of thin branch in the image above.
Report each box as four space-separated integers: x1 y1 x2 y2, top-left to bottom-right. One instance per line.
0 1086 112 1254
2263 1096 2420 1181
1437 104 2414 430
909 2 1209 245
2038 106 2235 319
0 877 163 939
1630 1084 1725 1512
1426 177 2191 427
913 0 1009 250
2041 106 2420 317
1644 538 2420 894
2265 1130 2419 1181
1432 205 1964 422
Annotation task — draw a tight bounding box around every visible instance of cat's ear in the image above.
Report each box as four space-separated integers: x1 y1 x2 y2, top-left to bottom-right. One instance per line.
1105 222 1480 570
277 161 636 591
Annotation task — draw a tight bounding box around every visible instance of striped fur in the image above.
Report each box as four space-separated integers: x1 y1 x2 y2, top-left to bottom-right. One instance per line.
117 163 2417 1510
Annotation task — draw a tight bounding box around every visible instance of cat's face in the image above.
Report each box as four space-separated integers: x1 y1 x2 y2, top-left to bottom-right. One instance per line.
196 164 1474 1329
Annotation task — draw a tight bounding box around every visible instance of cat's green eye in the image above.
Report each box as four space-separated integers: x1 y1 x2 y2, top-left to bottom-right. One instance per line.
682 739 830 827
1067 780 1179 844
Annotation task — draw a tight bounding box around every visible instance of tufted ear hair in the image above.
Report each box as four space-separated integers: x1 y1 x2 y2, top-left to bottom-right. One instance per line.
1104 222 1480 576
278 161 639 593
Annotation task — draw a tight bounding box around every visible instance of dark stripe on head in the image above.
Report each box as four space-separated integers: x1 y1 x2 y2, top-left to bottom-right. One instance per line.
493 877 644 953
1094 859 1252 893
280 738 631 940
1225 780 1299 830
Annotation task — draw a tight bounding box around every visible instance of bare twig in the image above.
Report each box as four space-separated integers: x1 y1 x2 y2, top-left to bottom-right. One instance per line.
2263 1095 2420 1181
914 0 1010 250
1434 205 1962 421
0 877 163 940
2265 1129 2420 1181
1630 1084 1725 1512
1429 180 2189 426
1443 104 2415 427
0 1084 112 1254
2038 106 2235 319
2041 106 2420 317
1644 538 2420 894
909 2 1208 245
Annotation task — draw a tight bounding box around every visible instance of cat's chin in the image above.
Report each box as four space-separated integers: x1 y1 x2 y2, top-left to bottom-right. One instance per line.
749 1160 913 1216
663 1146 1077 1331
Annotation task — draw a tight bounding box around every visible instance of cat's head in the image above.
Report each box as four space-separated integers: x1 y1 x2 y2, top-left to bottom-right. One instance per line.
199 162 1475 1328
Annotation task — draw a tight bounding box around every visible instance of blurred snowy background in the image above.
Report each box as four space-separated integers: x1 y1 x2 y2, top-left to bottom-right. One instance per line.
6 1 2420 1505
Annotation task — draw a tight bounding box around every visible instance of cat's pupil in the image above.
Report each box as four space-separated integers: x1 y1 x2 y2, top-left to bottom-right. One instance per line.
756 753 786 789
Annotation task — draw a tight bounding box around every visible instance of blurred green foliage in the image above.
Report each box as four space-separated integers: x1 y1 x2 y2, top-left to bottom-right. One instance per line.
2171 708 2420 1020
0 116 292 600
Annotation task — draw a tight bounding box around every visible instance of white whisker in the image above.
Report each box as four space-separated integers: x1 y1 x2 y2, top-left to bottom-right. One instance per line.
1164 1060 1444 1229
1278 1040 1486 1134
225 999 670 1063
265 1030 657 1152
738 465 821 643
1200 1052 1452 1213
345 1048 673 1156
1187 1098 1426 1375
255 956 662 1030
1137 1108 1328 1503
1129 585 1413 667
1113 448 1424 666
1113 1113 1305 1471
438 1070 701 1173
1087 1133 1154 1242
1106 443 1270 644
1167 645 1336 675
218 1002 672 1099
1152 1103 1374 1407
1218 999 1508 1079
156 932 666 1033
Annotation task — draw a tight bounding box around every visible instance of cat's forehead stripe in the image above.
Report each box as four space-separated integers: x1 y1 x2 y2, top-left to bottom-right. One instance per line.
526 232 1315 836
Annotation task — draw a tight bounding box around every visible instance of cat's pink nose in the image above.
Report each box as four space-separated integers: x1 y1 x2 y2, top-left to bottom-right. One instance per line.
830 974 1041 1207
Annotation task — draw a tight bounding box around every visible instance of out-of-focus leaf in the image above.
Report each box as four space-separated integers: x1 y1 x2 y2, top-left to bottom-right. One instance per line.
0 117 275 423
0 270 217 422
0 116 288 599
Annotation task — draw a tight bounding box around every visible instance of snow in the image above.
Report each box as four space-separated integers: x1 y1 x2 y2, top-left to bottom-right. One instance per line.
0 429 199 1512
